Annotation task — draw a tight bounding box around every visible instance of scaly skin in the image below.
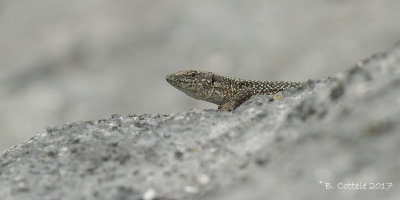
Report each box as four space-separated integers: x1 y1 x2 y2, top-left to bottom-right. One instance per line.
166 70 304 111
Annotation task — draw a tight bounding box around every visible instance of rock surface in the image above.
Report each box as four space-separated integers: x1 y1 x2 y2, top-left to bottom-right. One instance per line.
2 0 400 153
1 44 400 199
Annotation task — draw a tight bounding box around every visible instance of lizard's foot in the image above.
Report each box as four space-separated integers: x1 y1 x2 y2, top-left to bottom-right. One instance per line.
218 104 235 111
218 88 254 111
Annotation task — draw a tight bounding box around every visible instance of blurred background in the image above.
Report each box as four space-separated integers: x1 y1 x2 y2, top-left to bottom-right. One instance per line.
1 0 400 152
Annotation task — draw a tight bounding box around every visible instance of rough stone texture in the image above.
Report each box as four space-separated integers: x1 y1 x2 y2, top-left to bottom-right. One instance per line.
1 44 400 199
2 0 400 153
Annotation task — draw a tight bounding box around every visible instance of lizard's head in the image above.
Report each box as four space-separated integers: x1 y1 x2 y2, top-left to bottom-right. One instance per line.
166 70 214 100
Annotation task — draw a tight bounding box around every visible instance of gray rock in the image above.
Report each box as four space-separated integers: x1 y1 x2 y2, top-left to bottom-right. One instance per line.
2 0 400 153
1 44 400 199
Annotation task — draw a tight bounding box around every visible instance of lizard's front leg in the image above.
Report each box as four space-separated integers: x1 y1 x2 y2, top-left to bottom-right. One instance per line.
218 88 254 111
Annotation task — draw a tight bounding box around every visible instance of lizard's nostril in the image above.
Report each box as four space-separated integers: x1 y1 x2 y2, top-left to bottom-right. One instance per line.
166 74 176 84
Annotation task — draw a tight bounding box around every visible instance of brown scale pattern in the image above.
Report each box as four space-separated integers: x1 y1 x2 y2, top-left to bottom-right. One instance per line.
166 70 304 111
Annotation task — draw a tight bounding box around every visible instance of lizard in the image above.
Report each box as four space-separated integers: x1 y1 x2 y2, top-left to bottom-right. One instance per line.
166 70 304 111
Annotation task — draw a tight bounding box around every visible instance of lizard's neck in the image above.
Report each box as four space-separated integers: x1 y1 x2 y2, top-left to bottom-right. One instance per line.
202 74 235 105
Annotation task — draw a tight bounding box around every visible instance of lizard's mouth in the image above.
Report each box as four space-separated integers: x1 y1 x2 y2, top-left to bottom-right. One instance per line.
166 74 175 84
166 74 193 90
166 74 182 86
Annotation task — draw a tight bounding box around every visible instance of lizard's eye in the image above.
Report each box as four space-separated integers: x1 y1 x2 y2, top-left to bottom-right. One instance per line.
189 73 196 77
